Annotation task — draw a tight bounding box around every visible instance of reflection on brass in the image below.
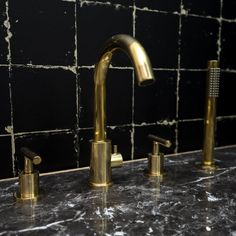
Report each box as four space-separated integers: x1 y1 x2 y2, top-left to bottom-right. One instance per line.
111 145 123 168
147 134 171 178
202 60 220 171
15 147 42 201
90 34 155 187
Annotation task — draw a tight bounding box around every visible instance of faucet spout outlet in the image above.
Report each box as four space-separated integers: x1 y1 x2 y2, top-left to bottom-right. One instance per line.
90 140 112 187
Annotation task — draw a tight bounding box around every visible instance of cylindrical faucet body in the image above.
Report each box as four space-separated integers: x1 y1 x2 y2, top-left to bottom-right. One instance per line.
90 35 155 187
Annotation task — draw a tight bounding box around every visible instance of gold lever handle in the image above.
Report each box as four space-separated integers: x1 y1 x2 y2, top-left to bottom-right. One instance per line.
21 147 42 165
20 147 42 174
147 134 171 148
147 134 171 178
15 148 42 201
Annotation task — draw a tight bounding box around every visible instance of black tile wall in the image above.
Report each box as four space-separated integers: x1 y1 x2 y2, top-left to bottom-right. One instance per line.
182 0 221 17
0 137 13 178
222 0 236 19
178 121 204 152
9 0 75 65
217 119 236 147
178 71 206 119
11 67 77 132
0 0 8 64
89 0 133 8
181 16 219 68
136 11 179 68
218 72 236 116
136 0 181 12
221 21 236 70
134 70 177 123
0 68 11 134
0 0 235 178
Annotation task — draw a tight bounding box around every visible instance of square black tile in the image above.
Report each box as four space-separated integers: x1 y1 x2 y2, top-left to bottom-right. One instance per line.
107 126 132 161
218 72 236 116
78 126 132 167
0 0 8 64
220 22 236 70
79 68 133 128
135 0 181 12
134 124 176 159
182 0 221 17
0 136 13 179
11 67 77 132
222 0 236 19
77 128 93 167
78 68 93 128
216 119 236 146
0 67 11 134
134 70 177 124
77 3 133 66
136 11 179 68
178 71 206 119
181 16 219 68
15 133 77 174
9 0 75 65
178 120 204 152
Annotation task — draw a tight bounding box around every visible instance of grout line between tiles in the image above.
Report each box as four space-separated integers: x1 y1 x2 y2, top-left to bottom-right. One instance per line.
217 0 223 62
2 115 236 140
4 0 16 176
2 64 236 74
130 3 136 160
14 129 73 138
78 0 236 23
174 0 184 153
74 1 80 167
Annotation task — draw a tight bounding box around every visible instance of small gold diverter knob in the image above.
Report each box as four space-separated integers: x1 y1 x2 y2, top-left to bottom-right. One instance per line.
15 147 42 201
147 134 171 178
111 145 123 168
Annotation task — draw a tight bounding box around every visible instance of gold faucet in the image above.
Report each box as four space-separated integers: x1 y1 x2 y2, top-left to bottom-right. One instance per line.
202 60 220 171
90 34 155 187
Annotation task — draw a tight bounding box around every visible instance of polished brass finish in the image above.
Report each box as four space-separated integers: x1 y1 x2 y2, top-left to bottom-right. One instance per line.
90 140 112 187
90 34 155 187
15 147 42 201
111 145 123 168
147 134 171 178
202 60 220 171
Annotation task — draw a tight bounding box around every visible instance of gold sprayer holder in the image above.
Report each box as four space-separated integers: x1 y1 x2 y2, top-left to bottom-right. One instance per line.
202 60 220 171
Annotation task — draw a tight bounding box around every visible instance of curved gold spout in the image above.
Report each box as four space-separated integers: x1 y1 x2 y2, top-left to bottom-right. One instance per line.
90 34 155 187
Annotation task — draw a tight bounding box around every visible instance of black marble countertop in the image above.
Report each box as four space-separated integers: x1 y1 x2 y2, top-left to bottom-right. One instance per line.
0 146 236 235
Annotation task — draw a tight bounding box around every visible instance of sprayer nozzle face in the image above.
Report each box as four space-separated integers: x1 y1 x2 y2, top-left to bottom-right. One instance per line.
139 78 155 87
208 67 220 98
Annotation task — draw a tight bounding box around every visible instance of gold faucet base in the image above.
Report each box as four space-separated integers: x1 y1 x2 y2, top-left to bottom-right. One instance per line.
14 171 39 201
14 192 38 202
201 163 218 172
90 140 112 187
89 181 113 188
